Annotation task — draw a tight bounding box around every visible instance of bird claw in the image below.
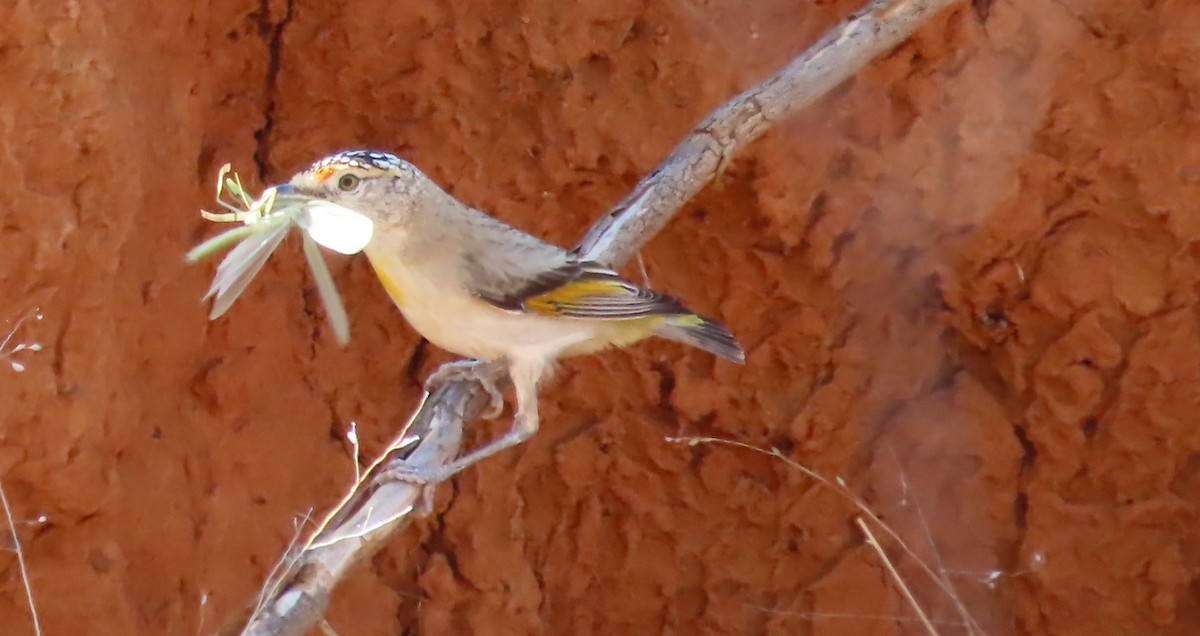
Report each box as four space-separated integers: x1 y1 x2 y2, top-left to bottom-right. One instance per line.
424 359 505 419
379 415 538 488
378 462 446 516
398 358 541 484
480 388 504 420
380 461 442 485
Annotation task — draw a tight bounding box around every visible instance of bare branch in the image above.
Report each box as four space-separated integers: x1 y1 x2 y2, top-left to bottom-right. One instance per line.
241 380 486 636
238 0 966 633
577 0 962 264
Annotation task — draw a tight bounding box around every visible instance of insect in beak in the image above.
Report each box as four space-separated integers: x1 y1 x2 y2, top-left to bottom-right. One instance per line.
188 164 371 347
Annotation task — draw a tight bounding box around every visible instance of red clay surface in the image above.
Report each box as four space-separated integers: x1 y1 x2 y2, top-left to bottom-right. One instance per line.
1 0 1198 634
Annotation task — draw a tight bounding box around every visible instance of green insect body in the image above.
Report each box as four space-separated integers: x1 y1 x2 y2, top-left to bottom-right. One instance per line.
187 164 353 346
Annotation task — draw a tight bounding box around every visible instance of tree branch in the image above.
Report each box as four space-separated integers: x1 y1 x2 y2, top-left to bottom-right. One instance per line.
237 0 965 633
577 0 960 264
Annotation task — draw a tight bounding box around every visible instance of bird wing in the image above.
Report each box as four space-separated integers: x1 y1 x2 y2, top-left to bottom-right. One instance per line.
454 205 687 319
466 253 686 319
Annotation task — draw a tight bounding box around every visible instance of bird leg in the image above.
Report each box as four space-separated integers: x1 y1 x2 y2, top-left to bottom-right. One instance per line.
423 358 504 420
386 356 544 484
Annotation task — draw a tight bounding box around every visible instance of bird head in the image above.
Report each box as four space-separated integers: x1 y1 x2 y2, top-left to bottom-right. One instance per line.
276 149 435 226
262 149 447 255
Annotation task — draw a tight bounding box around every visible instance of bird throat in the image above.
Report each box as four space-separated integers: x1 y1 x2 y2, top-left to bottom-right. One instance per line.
366 251 408 308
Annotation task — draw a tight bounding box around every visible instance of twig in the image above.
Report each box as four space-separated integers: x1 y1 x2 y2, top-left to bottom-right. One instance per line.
238 0 967 633
0 479 42 636
241 382 475 636
346 421 362 484
669 436 985 635
0 309 43 374
251 508 313 619
634 251 652 288
195 591 210 636
748 605 967 628
857 516 938 636
889 446 980 634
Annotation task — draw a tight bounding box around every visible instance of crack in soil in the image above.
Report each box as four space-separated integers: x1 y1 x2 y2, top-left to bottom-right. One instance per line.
253 0 295 182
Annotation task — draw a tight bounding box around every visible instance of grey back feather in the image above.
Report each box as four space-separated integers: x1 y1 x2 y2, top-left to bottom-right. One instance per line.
422 195 692 321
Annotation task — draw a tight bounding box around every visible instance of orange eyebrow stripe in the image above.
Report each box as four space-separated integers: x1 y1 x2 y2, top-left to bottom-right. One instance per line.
316 166 338 180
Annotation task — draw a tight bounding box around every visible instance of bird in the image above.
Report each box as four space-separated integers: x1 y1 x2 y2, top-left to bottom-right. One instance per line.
274 149 744 482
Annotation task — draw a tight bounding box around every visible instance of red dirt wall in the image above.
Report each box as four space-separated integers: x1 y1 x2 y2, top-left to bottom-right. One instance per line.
1 0 1198 634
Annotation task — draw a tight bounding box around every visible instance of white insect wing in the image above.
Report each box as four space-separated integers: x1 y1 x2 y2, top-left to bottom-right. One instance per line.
300 202 374 255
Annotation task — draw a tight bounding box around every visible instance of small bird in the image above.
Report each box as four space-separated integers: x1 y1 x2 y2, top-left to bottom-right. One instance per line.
276 149 744 481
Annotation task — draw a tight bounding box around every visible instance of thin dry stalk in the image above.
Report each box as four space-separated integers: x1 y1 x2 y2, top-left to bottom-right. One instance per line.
857 516 939 636
0 479 41 636
195 591 209 636
239 0 967 633
888 446 980 633
0 309 43 374
668 436 985 635
750 606 969 628
251 508 314 619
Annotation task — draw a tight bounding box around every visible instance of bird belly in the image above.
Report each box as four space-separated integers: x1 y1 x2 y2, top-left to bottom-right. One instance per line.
409 295 601 362
366 249 603 361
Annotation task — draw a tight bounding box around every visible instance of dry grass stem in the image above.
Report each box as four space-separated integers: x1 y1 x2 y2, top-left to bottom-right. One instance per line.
0 479 42 636
857 516 939 636
888 447 981 632
668 436 985 635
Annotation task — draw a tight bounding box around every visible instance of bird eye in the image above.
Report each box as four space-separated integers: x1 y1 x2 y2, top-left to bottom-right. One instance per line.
337 173 360 191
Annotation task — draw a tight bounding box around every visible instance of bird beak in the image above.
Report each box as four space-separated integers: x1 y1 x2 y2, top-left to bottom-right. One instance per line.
271 183 314 201
269 182 324 205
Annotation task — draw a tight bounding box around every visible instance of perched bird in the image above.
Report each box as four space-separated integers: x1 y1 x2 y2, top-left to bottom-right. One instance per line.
276 149 744 481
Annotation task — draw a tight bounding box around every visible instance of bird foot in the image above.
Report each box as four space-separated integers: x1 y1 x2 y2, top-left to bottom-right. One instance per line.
380 460 452 487
424 359 505 419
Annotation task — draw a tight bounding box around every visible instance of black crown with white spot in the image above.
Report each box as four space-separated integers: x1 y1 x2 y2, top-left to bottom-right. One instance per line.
311 149 405 173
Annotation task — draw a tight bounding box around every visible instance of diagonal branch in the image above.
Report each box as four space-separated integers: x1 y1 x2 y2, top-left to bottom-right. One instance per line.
238 0 965 633
577 0 960 264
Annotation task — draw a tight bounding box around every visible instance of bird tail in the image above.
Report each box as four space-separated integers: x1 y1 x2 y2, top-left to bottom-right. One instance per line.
654 315 745 363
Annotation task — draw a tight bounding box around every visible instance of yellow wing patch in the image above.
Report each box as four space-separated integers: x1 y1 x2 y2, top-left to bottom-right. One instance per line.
524 280 628 315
